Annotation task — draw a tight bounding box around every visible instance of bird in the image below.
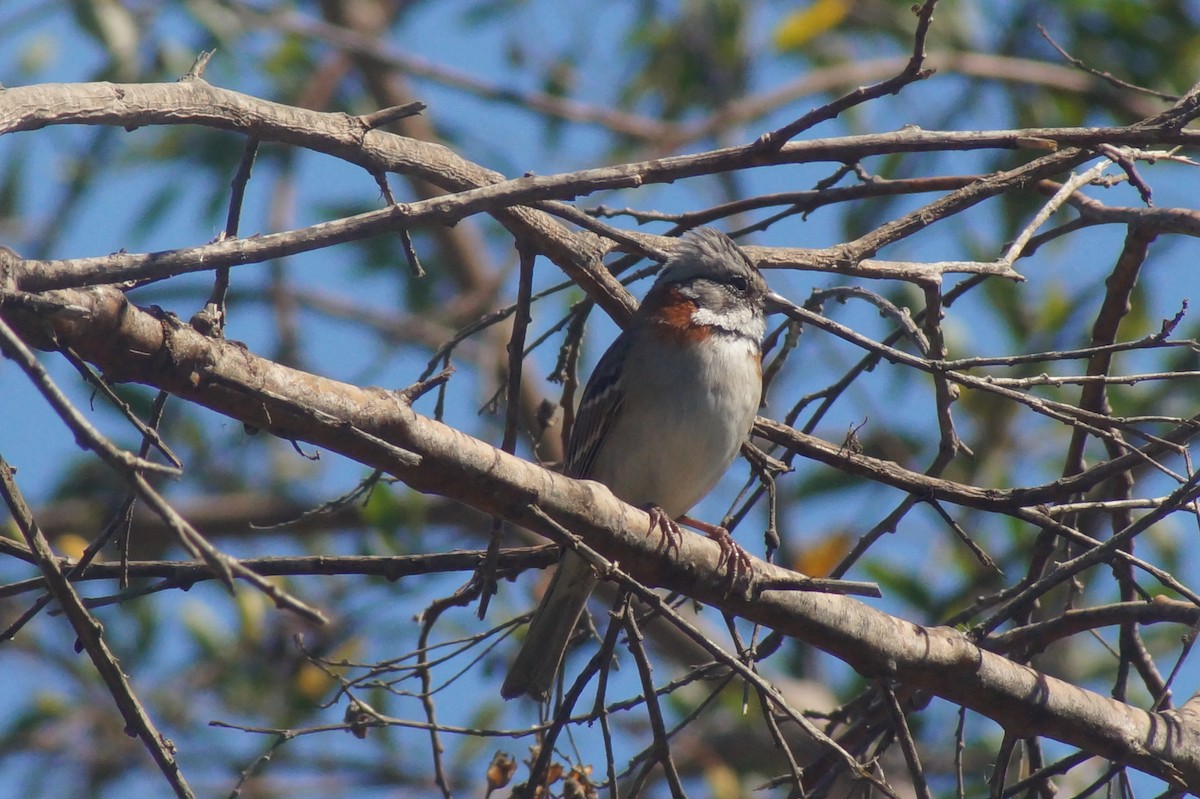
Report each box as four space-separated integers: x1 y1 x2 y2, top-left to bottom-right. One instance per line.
501 227 797 702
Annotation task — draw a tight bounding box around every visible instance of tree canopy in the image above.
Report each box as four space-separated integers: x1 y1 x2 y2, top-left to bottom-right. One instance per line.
2 1 1200 797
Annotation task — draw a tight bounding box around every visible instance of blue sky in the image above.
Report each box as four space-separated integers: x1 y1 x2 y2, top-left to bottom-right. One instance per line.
2 1 1199 796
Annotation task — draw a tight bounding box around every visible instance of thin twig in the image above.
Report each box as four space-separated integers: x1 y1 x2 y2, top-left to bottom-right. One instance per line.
521 594 628 797
923 497 1001 574
201 135 260 334
1037 24 1178 101
624 608 688 799
984 600 1199 655
0 541 559 599
878 680 933 799
59 346 181 468
757 0 939 148
0 457 196 799
417 581 482 799
479 240 536 619
523 505 900 798
974 471 1200 636
0 317 181 478
0 315 328 622
357 101 427 130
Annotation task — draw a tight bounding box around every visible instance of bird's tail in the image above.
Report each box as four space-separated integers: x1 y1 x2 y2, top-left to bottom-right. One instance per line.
501 550 599 702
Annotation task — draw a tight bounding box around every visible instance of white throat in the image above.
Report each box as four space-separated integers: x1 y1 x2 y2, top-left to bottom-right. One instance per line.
690 304 766 343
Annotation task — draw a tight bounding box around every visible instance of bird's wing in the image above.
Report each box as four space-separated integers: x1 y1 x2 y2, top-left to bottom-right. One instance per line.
564 329 633 479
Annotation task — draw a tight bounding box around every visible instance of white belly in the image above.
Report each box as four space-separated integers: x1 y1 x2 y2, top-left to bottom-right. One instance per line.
587 333 760 517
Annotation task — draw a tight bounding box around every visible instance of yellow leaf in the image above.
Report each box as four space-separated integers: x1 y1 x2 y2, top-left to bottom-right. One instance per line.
792 530 854 577
702 760 741 799
775 0 852 51
294 661 332 701
55 533 90 560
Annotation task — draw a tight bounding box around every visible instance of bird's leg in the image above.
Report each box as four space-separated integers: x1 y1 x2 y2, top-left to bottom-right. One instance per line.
642 508 754 589
679 514 753 588
643 504 683 557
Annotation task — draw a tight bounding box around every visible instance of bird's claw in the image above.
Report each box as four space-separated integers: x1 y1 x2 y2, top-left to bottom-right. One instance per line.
706 525 753 591
645 504 683 557
650 511 754 592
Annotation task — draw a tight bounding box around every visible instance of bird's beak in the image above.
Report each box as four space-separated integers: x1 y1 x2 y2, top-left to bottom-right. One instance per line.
764 291 800 318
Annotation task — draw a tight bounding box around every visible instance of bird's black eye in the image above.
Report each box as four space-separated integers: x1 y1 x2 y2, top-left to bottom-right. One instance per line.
728 275 749 294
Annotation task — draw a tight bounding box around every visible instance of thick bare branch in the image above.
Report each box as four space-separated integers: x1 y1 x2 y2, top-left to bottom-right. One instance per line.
3 283 1199 788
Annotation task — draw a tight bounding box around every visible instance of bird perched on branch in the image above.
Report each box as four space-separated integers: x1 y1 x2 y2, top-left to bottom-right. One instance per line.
502 227 797 702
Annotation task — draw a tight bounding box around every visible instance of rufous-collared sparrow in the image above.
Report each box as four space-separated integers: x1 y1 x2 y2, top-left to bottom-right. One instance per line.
501 227 797 702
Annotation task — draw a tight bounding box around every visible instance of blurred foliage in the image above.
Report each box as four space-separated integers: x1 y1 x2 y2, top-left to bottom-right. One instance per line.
621 0 751 118
2 1 1200 797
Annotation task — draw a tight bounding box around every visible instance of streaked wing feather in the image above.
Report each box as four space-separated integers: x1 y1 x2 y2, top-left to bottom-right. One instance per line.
564 331 632 479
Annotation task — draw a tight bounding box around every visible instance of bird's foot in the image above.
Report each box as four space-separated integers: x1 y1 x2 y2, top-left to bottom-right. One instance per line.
645 504 683 558
679 514 753 590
